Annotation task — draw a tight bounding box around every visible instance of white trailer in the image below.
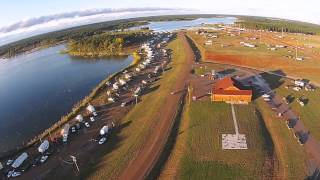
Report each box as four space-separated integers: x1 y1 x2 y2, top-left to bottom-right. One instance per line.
113 82 119 90
38 140 50 153
294 80 306 87
12 152 28 168
100 126 109 136
61 123 70 143
119 79 127 86
76 114 83 122
134 87 141 96
124 73 132 80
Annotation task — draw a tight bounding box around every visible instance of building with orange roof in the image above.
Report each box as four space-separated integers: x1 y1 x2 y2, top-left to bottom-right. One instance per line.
211 77 252 104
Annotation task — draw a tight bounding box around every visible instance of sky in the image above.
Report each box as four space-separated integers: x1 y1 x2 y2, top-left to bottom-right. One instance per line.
1 0 319 26
0 0 319 45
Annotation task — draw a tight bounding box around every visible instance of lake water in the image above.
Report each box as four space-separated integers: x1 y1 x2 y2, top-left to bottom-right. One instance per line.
132 17 236 32
0 45 132 153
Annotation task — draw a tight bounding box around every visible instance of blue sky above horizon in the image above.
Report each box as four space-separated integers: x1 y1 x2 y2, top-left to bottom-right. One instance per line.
1 0 320 26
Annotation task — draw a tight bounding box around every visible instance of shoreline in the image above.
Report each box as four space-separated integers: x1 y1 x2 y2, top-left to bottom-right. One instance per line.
0 53 140 160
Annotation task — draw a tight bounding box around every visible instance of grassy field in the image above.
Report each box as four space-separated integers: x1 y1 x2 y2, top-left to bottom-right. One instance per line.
269 78 320 141
158 62 311 179
175 100 277 179
187 29 320 84
79 35 188 179
256 99 308 179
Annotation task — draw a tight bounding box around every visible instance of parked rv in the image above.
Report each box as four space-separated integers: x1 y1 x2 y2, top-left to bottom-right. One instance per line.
12 152 28 168
61 123 70 143
38 140 49 153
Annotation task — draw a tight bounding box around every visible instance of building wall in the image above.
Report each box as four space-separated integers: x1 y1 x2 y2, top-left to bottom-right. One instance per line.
211 94 252 104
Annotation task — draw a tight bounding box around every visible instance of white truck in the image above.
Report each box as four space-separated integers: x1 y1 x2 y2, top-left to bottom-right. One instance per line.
12 152 28 168
38 140 50 153
100 126 109 136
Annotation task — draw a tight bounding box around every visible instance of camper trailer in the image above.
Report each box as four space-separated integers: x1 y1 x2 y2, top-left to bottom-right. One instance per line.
12 152 28 168
38 140 50 153
76 114 83 122
61 123 70 143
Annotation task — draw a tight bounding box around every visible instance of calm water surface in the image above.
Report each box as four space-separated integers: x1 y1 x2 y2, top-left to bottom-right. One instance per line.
132 17 236 31
0 45 132 153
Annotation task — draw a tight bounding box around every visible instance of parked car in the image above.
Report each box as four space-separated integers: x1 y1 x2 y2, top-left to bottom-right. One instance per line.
6 159 13 166
98 137 107 145
11 171 21 177
90 117 95 122
32 156 41 167
40 156 48 163
7 170 14 178
71 126 76 133
85 122 90 128
121 102 127 107
287 119 297 129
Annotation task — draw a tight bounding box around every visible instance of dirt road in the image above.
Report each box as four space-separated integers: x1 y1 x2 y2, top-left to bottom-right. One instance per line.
118 32 194 180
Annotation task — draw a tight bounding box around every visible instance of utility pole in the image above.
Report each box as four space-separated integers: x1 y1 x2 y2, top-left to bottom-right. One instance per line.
296 40 298 59
70 155 80 173
134 95 138 105
259 30 262 44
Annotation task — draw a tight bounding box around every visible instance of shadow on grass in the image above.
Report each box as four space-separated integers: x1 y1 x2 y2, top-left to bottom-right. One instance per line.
185 34 201 62
248 70 286 100
218 68 236 76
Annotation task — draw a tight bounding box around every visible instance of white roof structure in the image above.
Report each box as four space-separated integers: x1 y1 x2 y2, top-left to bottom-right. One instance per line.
222 134 247 149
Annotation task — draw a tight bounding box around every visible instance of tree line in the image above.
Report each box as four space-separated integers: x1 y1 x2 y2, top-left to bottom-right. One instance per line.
236 16 320 35
66 31 151 57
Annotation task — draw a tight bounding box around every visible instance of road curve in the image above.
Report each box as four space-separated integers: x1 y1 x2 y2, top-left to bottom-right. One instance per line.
118 32 194 180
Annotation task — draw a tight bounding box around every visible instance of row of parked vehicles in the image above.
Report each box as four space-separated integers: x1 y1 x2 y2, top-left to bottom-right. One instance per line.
106 33 172 107
0 104 107 178
1 32 174 179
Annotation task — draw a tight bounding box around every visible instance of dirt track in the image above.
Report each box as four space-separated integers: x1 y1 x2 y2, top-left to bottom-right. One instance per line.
118 32 194 180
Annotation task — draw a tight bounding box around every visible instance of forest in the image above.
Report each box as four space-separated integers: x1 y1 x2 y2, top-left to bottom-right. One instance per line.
236 16 320 35
66 31 151 57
